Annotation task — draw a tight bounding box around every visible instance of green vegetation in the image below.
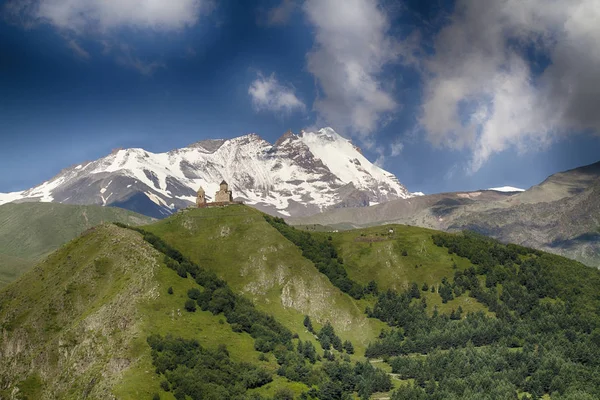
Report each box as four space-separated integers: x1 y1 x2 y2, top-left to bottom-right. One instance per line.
264 215 366 299
117 223 295 351
364 231 600 399
3 204 600 399
0 224 164 399
118 219 392 400
147 335 273 398
142 206 385 354
0 202 152 287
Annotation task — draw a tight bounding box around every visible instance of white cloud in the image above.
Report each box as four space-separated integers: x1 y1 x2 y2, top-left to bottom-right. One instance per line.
373 138 403 167
114 44 165 76
248 73 306 114
302 0 407 139
6 0 214 33
390 139 403 157
420 0 600 173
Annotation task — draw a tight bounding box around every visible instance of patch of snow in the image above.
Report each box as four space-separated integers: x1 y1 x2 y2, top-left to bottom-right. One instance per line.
411 192 425 196
488 186 525 192
0 191 25 205
75 165 82 170
297 128 409 198
145 191 168 207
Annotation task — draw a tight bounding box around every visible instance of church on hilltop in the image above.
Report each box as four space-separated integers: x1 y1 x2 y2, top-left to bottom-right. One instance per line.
196 180 241 208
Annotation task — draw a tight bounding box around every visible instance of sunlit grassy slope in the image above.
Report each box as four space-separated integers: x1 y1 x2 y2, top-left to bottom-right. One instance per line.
0 202 153 287
327 224 490 315
0 224 164 399
143 205 388 355
0 223 307 399
0 205 500 398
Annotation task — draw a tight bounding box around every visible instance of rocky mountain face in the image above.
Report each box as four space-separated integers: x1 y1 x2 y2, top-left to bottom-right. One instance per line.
449 175 600 268
291 161 600 268
0 128 412 218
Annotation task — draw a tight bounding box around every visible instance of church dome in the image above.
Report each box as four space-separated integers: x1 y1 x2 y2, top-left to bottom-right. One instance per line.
197 186 205 194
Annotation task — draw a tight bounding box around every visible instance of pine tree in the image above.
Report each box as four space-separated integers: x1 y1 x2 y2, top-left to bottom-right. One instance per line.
303 315 314 333
184 299 196 312
343 340 355 354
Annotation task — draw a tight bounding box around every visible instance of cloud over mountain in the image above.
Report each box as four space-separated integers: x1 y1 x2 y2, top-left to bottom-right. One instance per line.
249 73 306 114
4 0 215 73
302 0 402 140
420 0 600 172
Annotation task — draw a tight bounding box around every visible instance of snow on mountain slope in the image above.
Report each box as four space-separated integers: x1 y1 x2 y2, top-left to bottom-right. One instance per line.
0 192 24 205
488 186 525 192
0 128 413 218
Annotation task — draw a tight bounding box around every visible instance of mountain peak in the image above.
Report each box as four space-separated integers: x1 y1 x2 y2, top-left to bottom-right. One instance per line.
0 127 411 216
274 130 297 147
187 139 226 153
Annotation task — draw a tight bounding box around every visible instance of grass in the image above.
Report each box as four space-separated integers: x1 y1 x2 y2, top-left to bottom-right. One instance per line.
0 202 153 288
0 205 503 398
114 256 276 399
328 224 490 316
143 205 388 357
0 221 311 399
0 224 162 399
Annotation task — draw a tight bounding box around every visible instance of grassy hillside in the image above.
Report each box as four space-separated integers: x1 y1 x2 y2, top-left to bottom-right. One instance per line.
0 202 153 287
328 224 490 316
290 162 600 270
2 204 599 399
0 224 163 399
143 205 388 355
0 224 306 399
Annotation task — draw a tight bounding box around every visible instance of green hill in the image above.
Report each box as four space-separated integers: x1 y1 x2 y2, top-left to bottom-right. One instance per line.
1 204 599 399
142 205 387 354
0 202 154 287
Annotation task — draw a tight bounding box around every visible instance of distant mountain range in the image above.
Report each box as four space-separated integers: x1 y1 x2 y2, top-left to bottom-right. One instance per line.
1 128 597 267
291 161 600 268
0 128 413 218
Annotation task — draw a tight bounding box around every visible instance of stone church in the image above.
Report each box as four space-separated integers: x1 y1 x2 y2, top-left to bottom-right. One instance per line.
215 180 233 203
196 180 238 208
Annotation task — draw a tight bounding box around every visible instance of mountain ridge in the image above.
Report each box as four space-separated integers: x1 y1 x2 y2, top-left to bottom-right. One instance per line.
0 128 413 219
290 159 600 267
0 202 154 287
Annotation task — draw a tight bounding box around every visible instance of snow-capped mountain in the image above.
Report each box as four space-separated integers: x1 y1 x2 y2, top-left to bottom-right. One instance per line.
0 128 414 218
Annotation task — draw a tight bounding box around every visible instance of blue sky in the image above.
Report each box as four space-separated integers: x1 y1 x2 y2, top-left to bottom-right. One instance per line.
1 0 599 195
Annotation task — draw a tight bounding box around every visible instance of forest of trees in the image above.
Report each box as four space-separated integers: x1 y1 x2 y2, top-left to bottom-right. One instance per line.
364 231 600 399
148 334 272 399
